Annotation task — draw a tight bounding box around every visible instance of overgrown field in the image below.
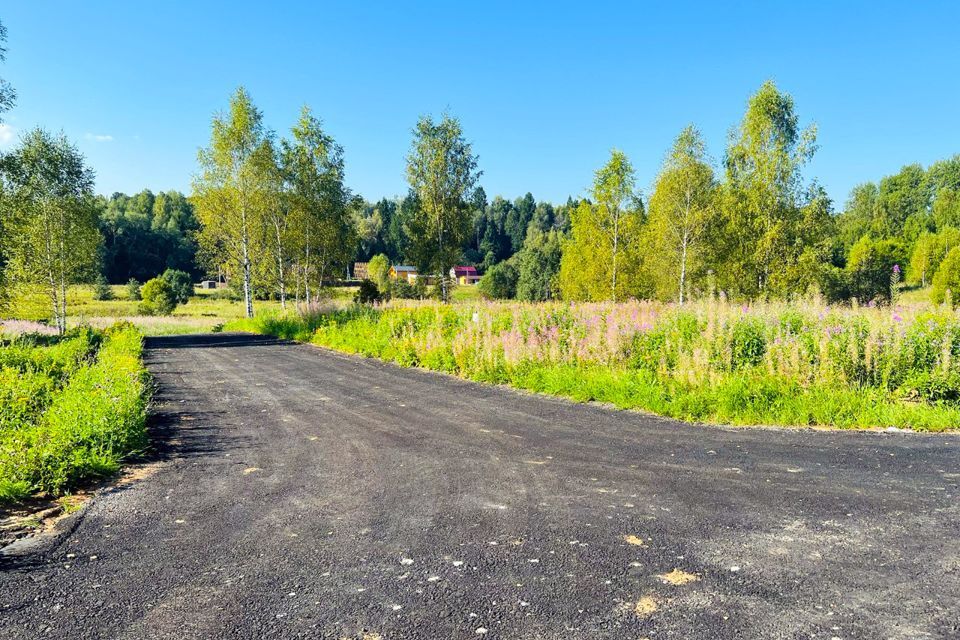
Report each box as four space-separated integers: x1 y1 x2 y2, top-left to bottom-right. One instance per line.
228 299 960 431
3 284 363 336
0 324 151 503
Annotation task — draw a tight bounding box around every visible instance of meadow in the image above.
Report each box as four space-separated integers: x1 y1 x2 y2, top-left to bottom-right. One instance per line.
0 323 150 503
227 293 960 432
5 284 286 335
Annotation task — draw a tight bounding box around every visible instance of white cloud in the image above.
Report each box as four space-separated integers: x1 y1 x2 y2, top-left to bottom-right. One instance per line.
84 132 114 142
0 123 15 147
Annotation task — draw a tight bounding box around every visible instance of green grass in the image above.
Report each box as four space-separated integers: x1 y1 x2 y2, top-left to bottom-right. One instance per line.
0 323 152 503
450 285 482 303
227 299 960 432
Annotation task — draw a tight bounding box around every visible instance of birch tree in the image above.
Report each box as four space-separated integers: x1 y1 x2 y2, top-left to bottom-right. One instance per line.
260 139 292 309
193 87 270 318
0 19 14 120
406 113 480 303
722 80 817 296
281 106 351 303
647 126 717 303
0 19 17 308
1 129 100 333
590 149 641 302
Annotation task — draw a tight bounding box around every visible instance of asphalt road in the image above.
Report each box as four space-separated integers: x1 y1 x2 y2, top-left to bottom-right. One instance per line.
1 333 959 639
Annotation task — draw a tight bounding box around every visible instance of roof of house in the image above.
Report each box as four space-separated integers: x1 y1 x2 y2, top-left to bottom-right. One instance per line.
452 266 478 276
392 265 417 273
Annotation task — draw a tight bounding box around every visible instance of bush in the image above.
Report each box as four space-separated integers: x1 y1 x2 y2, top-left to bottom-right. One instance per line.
140 277 176 315
162 269 193 305
92 275 114 301
126 278 142 301
389 279 427 300
846 236 904 303
931 246 960 306
355 279 383 304
730 318 767 369
477 261 517 299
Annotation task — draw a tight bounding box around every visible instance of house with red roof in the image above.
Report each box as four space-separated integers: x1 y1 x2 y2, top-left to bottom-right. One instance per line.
450 266 481 286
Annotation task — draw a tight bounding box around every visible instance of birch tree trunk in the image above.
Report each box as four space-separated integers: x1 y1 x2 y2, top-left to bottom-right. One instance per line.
610 208 620 303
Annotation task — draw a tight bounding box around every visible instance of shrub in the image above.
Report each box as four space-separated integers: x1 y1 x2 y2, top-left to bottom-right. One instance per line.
355 279 383 304
729 317 767 369
92 275 114 301
126 278 142 301
846 236 904 303
140 277 176 315
390 279 427 300
477 261 517 299
162 269 194 305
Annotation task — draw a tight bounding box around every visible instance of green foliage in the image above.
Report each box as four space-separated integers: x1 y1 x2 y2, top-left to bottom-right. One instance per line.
716 80 822 297
405 112 481 302
477 260 518 299
193 87 272 318
0 324 150 502
909 228 960 287
162 268 193 305
368 254 391 292
559 152 646 302
140 277 176 315
92 274 114 301
729 317 767 368
873 164 930 238
281 106 355 304
389 277 427 300
931 247 960 306
354 279 382 304
646 126 717 303
515 227 561 302
98 190 200 283
1 128 101 332
846 236 904 303
126 278 142 301
0 18 15 120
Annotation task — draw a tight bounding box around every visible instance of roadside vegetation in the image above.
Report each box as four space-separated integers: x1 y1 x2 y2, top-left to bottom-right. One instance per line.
228 298 960 431
0 323 150 504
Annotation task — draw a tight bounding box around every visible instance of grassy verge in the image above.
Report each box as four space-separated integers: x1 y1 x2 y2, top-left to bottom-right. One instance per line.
0 323 151 503
226 300 960 432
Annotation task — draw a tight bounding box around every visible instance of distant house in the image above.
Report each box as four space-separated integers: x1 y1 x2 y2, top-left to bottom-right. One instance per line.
450 266 481 285
200 274 229 289
353 262 369 280
389 265 418 283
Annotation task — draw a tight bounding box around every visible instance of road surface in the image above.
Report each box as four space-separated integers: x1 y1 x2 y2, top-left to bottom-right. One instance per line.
1 333 958 639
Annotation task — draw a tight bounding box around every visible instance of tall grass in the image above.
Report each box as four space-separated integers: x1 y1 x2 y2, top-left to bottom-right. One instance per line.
0 323 151 503
228 298 960 431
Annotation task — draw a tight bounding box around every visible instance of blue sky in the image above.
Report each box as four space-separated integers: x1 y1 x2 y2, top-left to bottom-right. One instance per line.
2 2 959 209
